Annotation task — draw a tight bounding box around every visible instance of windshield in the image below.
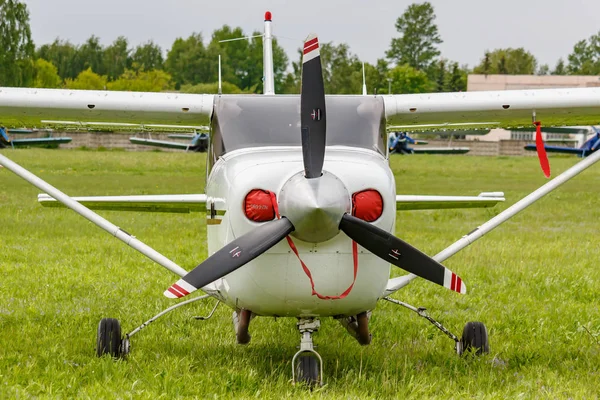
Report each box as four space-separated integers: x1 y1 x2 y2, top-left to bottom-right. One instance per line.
209 95 386 168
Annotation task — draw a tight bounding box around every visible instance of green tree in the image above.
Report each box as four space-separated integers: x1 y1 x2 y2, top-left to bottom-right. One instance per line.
386 2 442 71
33 58 62 88
0 0 35 86
473 48 537 75
388 64 433 94
103 36 131 81
78 35 105 76
289 42 363 94
552 58 567 75
446 62 468 92
364 59 390 94
180 81 244 94
107 69 173 92
131 41 164 71
247 32 289 93
567 32 600 74
65 67 107 90
165 33 211 88
207 26 250 89
537 64 550 75
36 39 81 80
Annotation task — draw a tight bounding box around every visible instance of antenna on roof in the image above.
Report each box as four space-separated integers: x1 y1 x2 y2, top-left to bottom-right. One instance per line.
362 62 367 96
218 54 222 95
263 11 275 95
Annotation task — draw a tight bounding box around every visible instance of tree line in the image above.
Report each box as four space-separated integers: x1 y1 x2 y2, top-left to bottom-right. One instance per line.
1 0 599 95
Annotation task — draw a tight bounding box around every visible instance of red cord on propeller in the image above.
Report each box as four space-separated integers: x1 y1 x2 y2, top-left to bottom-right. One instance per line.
268 191 358 300
533 121 551 178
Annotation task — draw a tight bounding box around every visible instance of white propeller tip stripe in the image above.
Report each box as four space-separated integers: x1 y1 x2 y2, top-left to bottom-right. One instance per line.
163 289 180 299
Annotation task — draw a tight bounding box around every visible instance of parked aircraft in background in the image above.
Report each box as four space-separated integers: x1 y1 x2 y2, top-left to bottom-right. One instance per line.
387 131 469 155
0 127 71 149
524 126 600 157
130 131 208 152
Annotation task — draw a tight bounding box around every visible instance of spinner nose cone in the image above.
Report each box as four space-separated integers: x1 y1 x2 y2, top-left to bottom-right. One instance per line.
278 171 351 243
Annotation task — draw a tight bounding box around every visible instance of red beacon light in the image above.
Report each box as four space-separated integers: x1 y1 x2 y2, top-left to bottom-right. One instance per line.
265 11 272 21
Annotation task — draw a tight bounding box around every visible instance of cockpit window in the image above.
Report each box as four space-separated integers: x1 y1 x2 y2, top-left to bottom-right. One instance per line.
209 95 386 169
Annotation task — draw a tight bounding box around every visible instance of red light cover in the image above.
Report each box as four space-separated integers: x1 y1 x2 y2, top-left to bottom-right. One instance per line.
244 189 275 222
352 190 383 222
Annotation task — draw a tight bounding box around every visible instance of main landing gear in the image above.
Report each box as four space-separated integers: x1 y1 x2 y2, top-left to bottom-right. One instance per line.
383 297 490 356
96 294 219 359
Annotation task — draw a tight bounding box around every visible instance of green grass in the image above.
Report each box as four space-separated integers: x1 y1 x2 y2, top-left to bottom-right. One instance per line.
1 150 599 399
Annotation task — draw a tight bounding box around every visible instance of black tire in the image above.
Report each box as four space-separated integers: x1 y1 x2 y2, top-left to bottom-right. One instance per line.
295 355 321 388
96 318 123 358
460 321 489 355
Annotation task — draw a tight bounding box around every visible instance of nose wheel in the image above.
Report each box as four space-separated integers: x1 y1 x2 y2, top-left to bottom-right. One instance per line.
291 318 323 387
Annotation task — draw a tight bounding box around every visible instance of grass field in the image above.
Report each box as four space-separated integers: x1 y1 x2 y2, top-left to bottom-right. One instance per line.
1 149 599 399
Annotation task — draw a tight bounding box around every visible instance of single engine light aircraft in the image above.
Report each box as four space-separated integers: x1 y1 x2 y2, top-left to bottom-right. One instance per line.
2 12 600 387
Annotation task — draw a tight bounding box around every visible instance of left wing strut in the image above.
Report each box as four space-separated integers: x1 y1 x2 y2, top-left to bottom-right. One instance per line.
0 154 188 277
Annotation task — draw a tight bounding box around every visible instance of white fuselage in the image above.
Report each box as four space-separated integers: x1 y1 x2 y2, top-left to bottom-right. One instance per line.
203 146 396 317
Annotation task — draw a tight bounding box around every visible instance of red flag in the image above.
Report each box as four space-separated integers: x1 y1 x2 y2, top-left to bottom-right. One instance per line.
534 121 551 178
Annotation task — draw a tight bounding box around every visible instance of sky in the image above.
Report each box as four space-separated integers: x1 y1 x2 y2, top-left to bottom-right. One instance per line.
22 0 600 70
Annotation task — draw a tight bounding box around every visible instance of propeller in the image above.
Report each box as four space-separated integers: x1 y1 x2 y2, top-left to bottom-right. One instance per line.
300 33 326 179
164 218 294 298
339 214 466 293
164 33 466 300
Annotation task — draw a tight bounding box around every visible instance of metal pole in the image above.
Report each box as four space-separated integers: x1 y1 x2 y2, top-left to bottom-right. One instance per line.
0 154 188 277
434 148 600 263
386 149 600 294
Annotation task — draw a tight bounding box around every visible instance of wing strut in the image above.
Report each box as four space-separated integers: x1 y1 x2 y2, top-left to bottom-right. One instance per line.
385 148 600 296
0 153 188 277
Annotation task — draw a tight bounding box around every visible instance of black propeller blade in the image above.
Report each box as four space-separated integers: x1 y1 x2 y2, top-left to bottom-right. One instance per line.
164 217 294 298
339 214 466 293
300 33 326 179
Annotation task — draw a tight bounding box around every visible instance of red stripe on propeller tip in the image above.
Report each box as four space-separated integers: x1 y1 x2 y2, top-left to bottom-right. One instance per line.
534 121 551 178
172 283 190 296
167 287 184 298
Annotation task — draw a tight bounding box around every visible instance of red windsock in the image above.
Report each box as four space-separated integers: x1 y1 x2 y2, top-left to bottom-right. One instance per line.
534 121 551 178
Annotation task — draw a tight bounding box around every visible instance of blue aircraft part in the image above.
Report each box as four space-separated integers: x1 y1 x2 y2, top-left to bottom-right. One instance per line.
388 132 415 154
524 130 600 158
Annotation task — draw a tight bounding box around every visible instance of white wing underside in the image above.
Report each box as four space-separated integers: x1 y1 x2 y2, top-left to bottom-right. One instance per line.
37 192 503 213
38 194 207 213
382 87 600 129
0 88 214 127
1 87 600 130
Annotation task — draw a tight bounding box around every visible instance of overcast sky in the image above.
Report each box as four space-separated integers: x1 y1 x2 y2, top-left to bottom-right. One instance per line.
22 0 600 70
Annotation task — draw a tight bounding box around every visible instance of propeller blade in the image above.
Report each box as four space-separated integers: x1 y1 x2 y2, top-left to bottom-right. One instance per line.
339 214 466 294
164 218 294 298
301 33 326 179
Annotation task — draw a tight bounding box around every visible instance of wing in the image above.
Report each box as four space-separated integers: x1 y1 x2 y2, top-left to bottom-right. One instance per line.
38 194 206 213
412 147 470 154
524 144 583 155
383 88 600 128
0 88 214 127
10 137 72 147
129 137 193 151
396 192 504 210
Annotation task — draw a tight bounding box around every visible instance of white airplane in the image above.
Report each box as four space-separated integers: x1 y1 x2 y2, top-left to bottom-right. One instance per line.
2 11 600 387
